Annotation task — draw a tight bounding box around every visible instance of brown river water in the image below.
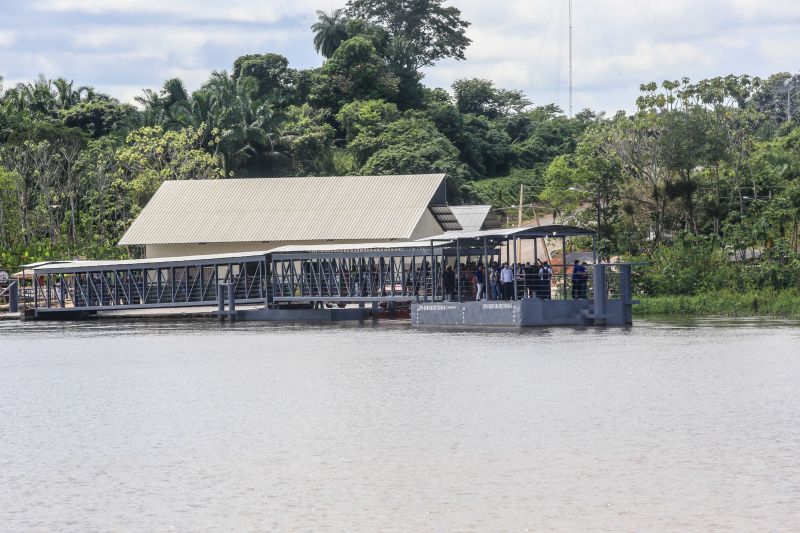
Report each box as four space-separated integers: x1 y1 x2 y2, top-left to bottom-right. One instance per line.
1 318 799 531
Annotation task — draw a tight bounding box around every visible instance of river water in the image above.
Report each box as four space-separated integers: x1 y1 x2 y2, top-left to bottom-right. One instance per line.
1 318 799 531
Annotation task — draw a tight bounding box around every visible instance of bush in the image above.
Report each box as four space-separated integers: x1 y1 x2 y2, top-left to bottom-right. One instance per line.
632 232 736 296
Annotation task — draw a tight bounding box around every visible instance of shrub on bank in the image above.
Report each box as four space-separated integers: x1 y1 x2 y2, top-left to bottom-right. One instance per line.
628 232 800 297
635 289 800 317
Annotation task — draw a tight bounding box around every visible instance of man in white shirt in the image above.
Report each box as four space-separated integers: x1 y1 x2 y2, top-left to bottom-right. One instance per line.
500 263 514 300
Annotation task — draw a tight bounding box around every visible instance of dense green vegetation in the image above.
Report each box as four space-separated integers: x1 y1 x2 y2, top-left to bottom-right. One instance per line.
1 0 799 314
635 290 800 317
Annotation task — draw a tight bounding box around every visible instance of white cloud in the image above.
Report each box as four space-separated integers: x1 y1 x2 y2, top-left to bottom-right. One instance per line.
0 31 14 47
4 0 800 112
34 0 333 23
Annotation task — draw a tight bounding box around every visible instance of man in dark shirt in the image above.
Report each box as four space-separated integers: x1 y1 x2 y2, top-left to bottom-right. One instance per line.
571 260 585 299
442 265 456 301
474 264 486 301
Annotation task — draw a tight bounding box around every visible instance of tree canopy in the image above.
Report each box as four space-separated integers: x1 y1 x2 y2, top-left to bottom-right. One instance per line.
2 5 800 298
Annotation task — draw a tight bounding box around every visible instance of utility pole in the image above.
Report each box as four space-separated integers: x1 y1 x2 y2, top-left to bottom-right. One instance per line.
569 0 573 117
785 74 800 123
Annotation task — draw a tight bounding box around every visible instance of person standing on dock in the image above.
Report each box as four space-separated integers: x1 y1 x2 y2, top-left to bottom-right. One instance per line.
489 262 500 300
579 261 590 299
500 263 514 300
571 260 586 299
474 264 486 301
540 261 553 300
443 265 456 301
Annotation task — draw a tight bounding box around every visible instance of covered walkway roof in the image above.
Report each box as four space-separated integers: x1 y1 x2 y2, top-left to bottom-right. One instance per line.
422 224 596 242
29 225 596 273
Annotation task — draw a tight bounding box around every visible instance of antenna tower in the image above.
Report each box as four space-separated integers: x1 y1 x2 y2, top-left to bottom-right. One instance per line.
569 0 573 117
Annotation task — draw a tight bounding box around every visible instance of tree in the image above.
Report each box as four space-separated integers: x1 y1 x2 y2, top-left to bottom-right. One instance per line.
135 78 191 129
198 71 288 176
545 123 624 253
452 78 531 119
309 36 399 111
346 0 471 71
280 104 336 175
232 53 296 103
115 125 222 207
311 9 351 58
61 99 135 138
336 99 400 166
358 114 470 197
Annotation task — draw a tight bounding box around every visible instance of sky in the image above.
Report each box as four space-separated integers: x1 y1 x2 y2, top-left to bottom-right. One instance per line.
1 0 799 114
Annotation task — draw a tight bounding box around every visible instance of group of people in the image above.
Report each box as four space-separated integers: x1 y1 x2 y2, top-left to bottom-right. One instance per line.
295 256 591 302
442 259 591 302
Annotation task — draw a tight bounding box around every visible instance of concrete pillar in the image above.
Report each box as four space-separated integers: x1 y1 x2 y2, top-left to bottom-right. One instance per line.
620 264 633 325
227 283 236 321
8 280 18 313
217 282 226 321
593 265 607 324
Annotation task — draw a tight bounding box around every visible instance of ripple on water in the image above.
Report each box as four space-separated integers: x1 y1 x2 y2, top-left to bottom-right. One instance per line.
1 318 799 530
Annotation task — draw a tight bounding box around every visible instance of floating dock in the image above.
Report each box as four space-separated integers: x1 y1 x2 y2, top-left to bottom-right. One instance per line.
15 225 637 327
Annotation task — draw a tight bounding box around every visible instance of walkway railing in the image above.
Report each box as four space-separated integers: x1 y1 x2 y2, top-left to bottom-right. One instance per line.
30 254 268 314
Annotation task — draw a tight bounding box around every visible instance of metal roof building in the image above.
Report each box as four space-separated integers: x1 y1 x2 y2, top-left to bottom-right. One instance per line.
119 174 461 258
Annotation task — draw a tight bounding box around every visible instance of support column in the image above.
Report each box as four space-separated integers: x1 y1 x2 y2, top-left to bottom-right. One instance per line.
512 237 518 300
483 237 489 300
620 264 633 325
8 280 18 313
593 265 607 325
562 236 567 300
227 283 236 321
456 239 461 303
217 282 226 321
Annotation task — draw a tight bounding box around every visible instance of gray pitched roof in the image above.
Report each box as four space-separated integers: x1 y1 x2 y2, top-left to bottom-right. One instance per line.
119 174 448 245
449 205 501 232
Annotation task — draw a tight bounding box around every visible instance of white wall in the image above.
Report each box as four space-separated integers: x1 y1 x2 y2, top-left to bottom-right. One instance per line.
409 209 445 240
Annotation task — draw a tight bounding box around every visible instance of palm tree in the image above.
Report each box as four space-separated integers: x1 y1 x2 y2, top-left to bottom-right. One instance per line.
160 78 191 128
135 79 192 128
199 71 289 176
135 88 165 125
53 78 78 108
22 75 58 116
311 9 349 58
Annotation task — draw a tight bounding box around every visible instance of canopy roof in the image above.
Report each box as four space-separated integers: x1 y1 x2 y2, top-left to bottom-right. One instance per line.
32 225 595 273
448 205 501 232
422 224 596 242
119 174 452 245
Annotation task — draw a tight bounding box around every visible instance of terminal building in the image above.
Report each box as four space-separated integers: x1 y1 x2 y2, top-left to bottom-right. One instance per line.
18 172 638 327
119 174 462 258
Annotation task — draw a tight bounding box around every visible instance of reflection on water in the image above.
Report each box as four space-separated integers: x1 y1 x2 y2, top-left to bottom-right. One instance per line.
1 318 799 531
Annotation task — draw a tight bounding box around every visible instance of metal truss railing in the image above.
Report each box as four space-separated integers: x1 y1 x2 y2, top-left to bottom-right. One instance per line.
32 257 267 313
269 251 442 303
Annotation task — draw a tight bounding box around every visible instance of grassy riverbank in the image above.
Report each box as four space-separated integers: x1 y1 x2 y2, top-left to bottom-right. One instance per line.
634 290 800 317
